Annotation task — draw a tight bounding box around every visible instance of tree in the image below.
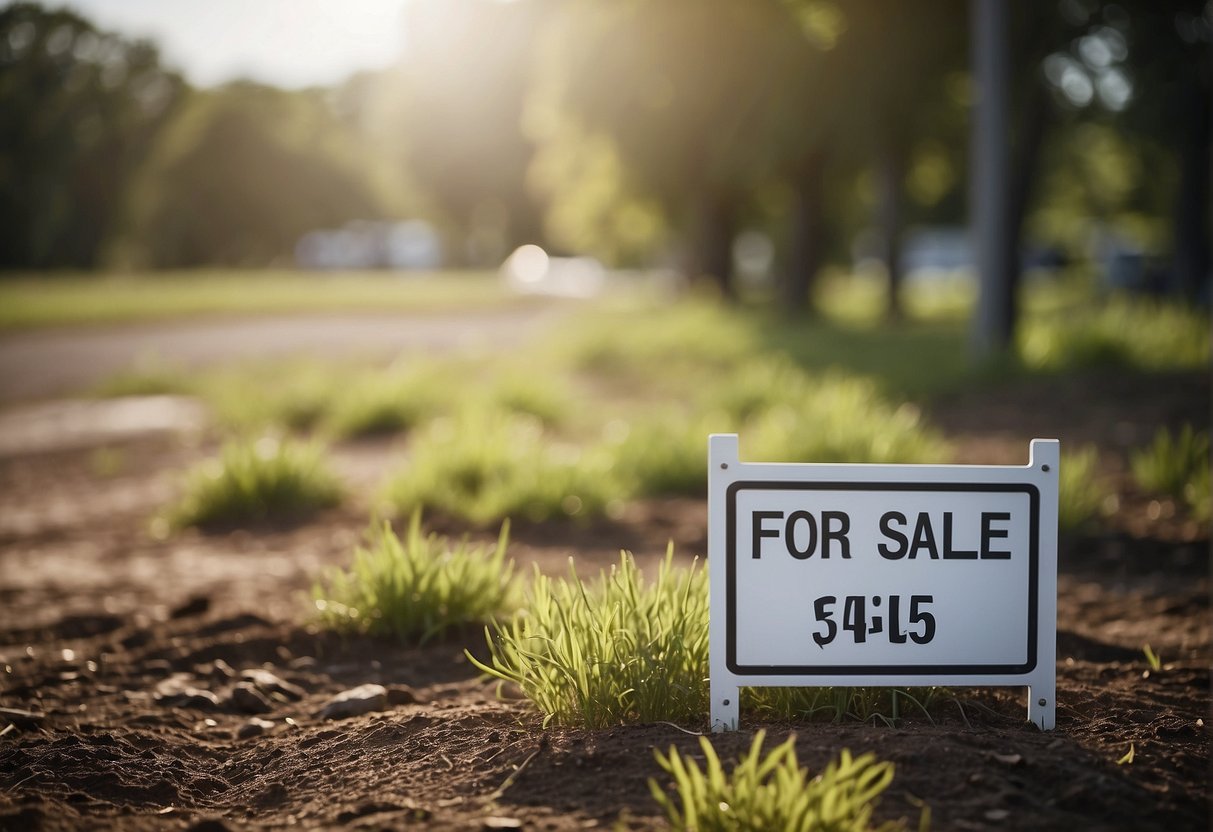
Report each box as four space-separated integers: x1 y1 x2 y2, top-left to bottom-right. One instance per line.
0 3 185 268
116 83 385 267
529 0 814 296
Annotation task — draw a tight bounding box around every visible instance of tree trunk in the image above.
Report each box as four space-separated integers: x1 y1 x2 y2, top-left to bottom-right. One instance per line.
1173 74 1211 302
877 137 906 321
687 190 737 301
1000 51 1051 332
782 148 826 316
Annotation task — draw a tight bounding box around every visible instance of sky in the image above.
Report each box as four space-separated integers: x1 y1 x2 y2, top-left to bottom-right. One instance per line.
43 0 410 88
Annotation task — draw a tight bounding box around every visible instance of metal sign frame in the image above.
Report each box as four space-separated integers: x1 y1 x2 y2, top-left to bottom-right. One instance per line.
708 434 1059 731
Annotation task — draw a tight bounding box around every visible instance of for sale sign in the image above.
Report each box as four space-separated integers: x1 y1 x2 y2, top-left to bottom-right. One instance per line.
708 435 1058 732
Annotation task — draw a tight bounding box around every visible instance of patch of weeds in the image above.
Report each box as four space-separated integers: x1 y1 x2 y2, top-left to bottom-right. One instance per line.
1059 445 1110 531
1131 425 1210 521
168 437 342 530
324 366 446 439
743 375 945 466
749 686 940 726
606 412 720 497
201 361 345 434
1184 462 1211 524
382 413 616 524
469 549 708 728
1019 296 1210 372
650 730 910 832
313 514 517 643
567 300 758 381
95 355 195 397
483 371 576 428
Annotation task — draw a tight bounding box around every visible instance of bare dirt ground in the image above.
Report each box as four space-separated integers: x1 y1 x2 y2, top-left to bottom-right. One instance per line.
0 326 1208 830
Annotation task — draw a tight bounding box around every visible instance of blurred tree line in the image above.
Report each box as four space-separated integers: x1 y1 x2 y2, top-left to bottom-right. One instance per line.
1 0 1208 309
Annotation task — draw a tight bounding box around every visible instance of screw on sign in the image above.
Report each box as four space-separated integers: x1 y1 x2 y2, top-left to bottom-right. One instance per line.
707 434 1059 731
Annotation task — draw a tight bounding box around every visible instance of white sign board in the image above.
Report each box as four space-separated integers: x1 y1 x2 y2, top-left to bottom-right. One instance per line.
708 434 1058 731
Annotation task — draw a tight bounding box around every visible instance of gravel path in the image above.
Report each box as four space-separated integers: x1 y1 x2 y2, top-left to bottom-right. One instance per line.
0 305 563 403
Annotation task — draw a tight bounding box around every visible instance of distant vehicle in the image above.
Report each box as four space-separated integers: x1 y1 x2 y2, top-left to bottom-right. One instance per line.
500 245 606 298
296 220 443 270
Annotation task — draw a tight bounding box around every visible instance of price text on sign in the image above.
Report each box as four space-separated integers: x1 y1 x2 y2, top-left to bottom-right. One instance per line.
707 435 1059 733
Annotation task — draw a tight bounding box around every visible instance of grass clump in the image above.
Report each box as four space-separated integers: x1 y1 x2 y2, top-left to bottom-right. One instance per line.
382 413 616 524
606 413 718 497
323 366 446 439
1131 425 1210 521
1018 296 1210 372
313 514 517 643
469 549 708 728
1058 445 1111 531
650 731 909 832
169 437 342 529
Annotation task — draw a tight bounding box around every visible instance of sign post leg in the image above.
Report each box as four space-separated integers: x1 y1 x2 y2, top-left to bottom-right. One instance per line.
710 683 739 733
1028 683 1055 730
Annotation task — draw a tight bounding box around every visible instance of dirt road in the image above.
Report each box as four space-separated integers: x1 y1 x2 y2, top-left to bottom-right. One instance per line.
0 305 563 402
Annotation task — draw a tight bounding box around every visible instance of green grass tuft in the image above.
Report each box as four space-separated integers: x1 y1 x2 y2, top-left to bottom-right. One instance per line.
1130 425 1210 521
381 413 616 524
169 437 342 529
313 514 517 643
1019 296 1210 372
1058 445 1111 531
650 731 909 832
469 548 708 728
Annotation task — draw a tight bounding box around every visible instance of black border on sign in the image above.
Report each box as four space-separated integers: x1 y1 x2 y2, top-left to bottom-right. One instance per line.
725 481 1040 676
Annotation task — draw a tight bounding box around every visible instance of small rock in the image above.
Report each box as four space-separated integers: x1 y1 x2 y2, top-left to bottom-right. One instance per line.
990 753 1024 766
237 717 276 739
164 690 222 711
142 658 172 675
495 682 528 701
386 685 424 706
984 809 1010 822
185 819 234 832
229 682 273 714
483 817 523 830
288 656 316 670
241 669 306 701
211 659 237 680
316 684 388 720
170 596 211 619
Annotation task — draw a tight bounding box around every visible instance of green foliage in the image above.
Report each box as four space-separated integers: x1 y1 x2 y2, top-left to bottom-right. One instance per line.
1058 445 1109 531
323 365 447 439
1130 425 1210 520
169 437 342 529
650 731 907 832
382 413 616 524
469 549 709 728
313 514 517 643
0 4 186 268
1018 297 1210 372
117 83 386 268
606 412 719 497
1184 462 1211 524
482 372 576 428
